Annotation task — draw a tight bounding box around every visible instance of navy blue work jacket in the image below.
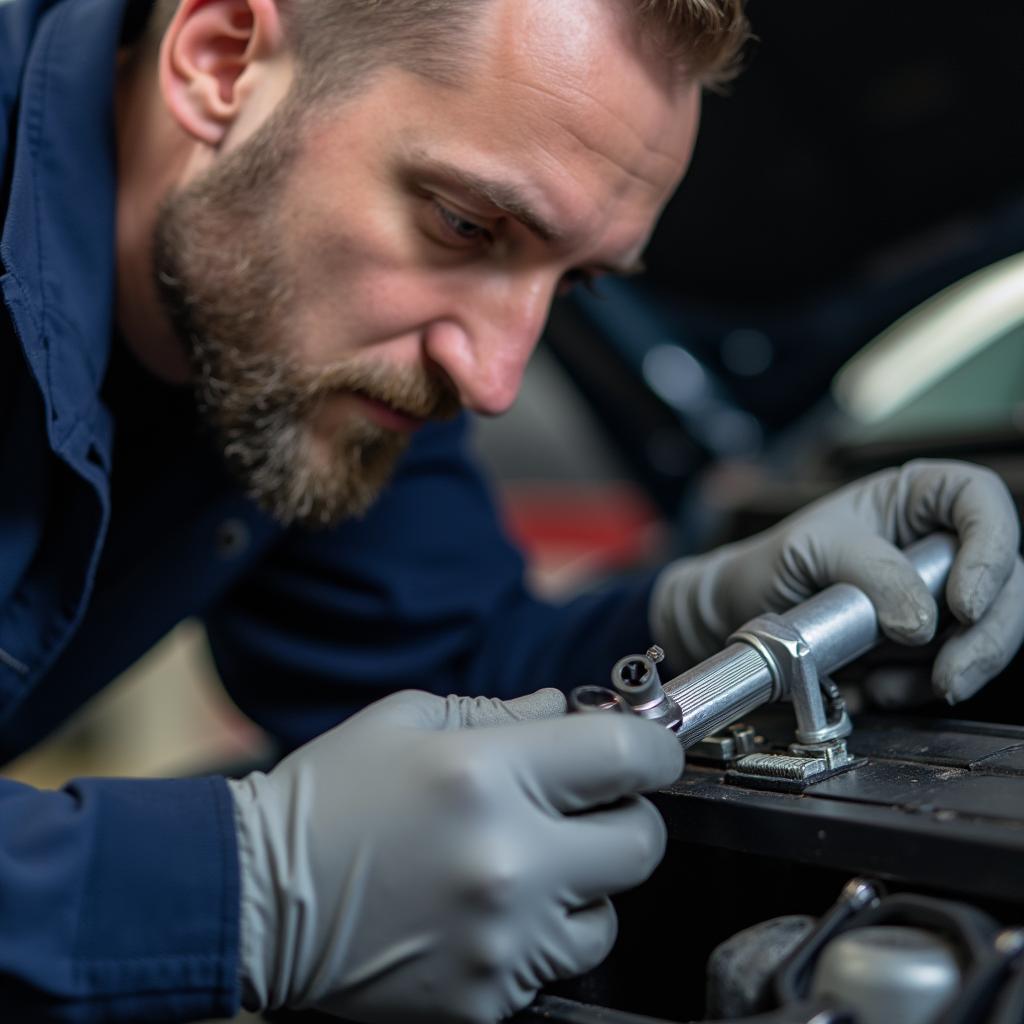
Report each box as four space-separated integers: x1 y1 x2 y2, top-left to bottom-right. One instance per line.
0 0 656 1018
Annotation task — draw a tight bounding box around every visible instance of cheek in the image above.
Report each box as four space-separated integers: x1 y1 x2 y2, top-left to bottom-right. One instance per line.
276 184 434 362
272 167 473 367
288 260 456 367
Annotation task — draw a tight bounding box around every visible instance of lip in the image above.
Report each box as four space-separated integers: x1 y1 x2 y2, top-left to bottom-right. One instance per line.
350 392 427 433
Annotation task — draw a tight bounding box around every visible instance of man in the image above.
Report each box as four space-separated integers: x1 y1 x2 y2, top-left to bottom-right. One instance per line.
1 0 1021 1020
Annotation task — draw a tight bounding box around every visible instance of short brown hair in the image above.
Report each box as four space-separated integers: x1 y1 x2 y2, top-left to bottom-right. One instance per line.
634 0 750 86
149 0 750 99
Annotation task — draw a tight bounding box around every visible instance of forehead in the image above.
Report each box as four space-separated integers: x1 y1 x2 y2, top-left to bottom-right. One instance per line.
284 0 700 276
292 0 698 260
460 0 698 226
485 0 692 170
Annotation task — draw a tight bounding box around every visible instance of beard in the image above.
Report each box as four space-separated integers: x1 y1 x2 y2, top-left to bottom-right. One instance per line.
151 100 460 528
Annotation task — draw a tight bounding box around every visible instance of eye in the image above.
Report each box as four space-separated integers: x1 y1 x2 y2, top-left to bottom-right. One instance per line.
433 200 494 246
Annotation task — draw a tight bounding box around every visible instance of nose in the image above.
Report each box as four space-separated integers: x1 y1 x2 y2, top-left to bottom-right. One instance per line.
422 276 553 416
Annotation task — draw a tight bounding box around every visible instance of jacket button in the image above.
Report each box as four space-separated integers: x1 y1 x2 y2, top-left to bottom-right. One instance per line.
216 518 251 559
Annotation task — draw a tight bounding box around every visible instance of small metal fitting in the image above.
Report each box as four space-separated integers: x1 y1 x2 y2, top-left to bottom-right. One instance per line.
570 685 626 714
789 738 856 770
610 653 683 733
612 653 662 705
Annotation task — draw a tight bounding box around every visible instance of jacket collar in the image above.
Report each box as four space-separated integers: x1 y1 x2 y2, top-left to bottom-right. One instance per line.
0 0 143 461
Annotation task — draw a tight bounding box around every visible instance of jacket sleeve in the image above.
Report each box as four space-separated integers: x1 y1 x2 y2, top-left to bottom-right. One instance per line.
0 774 240 1022
204 415 657 750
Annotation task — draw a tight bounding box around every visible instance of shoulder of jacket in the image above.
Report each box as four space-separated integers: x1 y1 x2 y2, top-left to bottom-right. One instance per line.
0 0 62 177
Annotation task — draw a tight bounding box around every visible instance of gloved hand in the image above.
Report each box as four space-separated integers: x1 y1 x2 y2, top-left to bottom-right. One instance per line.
651 459 1024 704
228 687 682 1023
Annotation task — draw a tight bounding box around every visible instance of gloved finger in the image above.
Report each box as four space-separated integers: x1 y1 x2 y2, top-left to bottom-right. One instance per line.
506 713 683 814
933 556 1024 703
556 796 667 904
937 467 1020 623
824 533 938 645
354 688 568 733
546 898 619 981
447 688 568 729
449 901 617 1020
354 688 450 730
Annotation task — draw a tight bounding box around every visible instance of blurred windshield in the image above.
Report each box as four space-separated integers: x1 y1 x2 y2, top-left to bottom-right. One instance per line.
833 252 1024 444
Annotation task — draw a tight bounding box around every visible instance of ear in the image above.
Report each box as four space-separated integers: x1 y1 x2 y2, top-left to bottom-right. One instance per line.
158 0 287 146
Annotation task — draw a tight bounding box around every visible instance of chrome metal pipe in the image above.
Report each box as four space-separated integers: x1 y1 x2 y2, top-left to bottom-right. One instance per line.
777 532 956 674
663 533 957 749
664 644 776 748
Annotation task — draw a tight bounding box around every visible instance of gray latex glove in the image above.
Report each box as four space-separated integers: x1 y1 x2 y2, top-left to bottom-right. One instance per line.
651 459 1024 704
228 687 682 1023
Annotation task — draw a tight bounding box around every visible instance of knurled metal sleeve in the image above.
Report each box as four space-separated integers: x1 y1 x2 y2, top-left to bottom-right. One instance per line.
664 643 775 749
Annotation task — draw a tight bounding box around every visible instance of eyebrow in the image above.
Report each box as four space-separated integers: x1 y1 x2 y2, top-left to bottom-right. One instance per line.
413 156 647 278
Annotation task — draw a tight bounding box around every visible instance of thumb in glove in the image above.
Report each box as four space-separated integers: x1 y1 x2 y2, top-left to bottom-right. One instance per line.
441 688 569 729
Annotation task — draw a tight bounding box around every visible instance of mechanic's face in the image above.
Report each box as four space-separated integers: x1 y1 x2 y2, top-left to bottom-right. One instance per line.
155 0 699 527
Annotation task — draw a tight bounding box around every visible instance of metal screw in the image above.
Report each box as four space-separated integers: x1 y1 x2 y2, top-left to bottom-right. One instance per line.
840 877 880 910
646 645 665 663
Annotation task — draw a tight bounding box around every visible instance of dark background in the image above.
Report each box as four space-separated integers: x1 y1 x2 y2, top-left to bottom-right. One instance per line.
534 0 1024 520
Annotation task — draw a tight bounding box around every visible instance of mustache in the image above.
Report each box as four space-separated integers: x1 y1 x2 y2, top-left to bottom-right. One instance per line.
307 361 463 422
195 342 463 426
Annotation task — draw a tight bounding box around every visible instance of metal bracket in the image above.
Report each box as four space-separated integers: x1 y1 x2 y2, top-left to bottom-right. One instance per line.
730 613 853 745
689 723 763 765
723 614 862 788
